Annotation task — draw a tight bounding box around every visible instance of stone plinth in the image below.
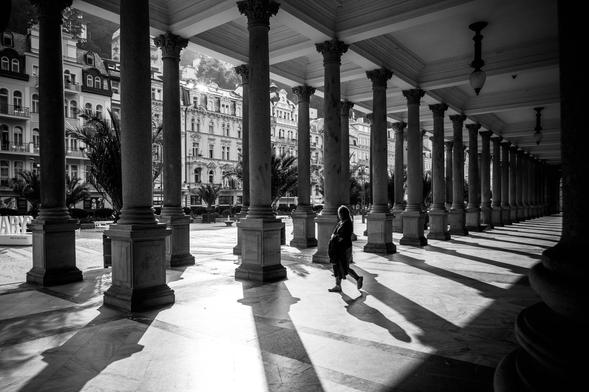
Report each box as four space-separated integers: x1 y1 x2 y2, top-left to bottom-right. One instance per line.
312 214 338 264
103 223 174 312
364 212 395 254
400 210 427 246
27 220 82 286
160 214 194 267
427 210 450 240
235 218 286 282
501 207 512 225
290 209 317 248
491 207 503 227
448 209 468 236
482 206 493 228
392 207 404 233
466 208 483 232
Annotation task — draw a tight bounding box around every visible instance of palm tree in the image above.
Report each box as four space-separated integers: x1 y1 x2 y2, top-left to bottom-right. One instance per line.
65 175 90 208
193 183 221 209
11 171 40 216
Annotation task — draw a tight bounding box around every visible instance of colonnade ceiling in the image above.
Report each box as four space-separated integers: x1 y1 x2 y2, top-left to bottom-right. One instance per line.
73 0 560 164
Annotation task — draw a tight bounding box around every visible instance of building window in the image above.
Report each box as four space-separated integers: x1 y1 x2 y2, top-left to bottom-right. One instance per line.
111 81 119 94
196 118 201 132
2 32 14 47
84 102 92 116
32 128 39 148
0 160 9 186
0 124 8 150
191 117 195 131
70 100 77 118
64 70 71 84
32 65 38 77
11 58 19 73
103 79 108 90
221 146 226 160
70 164 78 179
208 170 214 184
227 146 231 160
85 52 94 66
96 104 103 119
13 91 22 110
94 76 101 88
209 122 213 134
192 142 199 157
14 161 23 176
237 127 241 139
209 144 214 158
0 88 6 111
32 94 39 113
13 126 23 146
64 99 69 117
194 167 201 183
86 74 93 88
192 96 198 107
0 57 8 71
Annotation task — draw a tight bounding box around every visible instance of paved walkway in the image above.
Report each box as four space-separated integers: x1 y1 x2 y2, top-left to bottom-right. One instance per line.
0 215 561 391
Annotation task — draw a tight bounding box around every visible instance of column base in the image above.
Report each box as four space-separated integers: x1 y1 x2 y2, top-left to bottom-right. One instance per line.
103 223 174 312
465 207 482 231
448 209 469 235
312 213 338 264
160 214 195 267
427 209 450 241
233 224 242 255
511 207 519 222
400 210 427 247
516 206 524 221
364 212 395 254
235 218 286 281
27 220 82 287
290 209 317 248
501 207 512 225
481 205 493 227
392 207 404 233
492 206 503 226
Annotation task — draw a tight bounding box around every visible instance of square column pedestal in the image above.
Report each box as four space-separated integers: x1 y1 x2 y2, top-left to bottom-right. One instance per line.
312 214 338 264
103 223 175 312
465 208 482 231
232 212 246 255
160 215 195 267
290 210 317 248
427 210 450 240
448 209 468 236
400 211 427 246
392 207 404 233
512 207 520 222
235 218 286 282
364 212 396 253
27 220 82 286
491 207 503 227
501 207 512 225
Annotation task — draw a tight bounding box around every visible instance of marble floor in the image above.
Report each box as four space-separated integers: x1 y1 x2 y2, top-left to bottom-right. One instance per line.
0 215 561 392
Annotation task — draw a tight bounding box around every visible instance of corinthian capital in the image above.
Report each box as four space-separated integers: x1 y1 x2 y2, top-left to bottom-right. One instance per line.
402 89 425 105
292 85 316 102
234 64 249 84
316 39 348 65
237 0 280 27
429 103 448 117
366 68 393 88
154 32 188 59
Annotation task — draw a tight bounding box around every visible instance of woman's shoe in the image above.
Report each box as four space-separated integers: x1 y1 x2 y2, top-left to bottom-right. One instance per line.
328 286 342 292
357 276 364 290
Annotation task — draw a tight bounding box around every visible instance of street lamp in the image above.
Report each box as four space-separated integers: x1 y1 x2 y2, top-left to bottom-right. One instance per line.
469 21 488 95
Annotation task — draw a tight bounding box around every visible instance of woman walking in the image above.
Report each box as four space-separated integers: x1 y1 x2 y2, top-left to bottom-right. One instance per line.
328 205 363 292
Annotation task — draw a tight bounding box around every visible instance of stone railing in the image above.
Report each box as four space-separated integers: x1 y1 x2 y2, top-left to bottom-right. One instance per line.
0 215 33 245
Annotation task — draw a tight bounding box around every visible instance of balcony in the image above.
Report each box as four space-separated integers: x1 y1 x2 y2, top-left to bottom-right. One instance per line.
0 104 30 119
64 82 81 93
0 142 39 154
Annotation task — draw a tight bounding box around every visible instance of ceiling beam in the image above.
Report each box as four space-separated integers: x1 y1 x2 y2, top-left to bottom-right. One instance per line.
168 1 241 39
463 87 560 116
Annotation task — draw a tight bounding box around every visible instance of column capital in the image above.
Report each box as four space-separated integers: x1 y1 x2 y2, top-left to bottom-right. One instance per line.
402 88 425 105
292 85 315 103
154 32 188 60
465 123 481 134
32 0 72 22
341 100 354 117
479 130 493 139
316 39 348 64
491 135 503 143
445 140 454 148
429 103 448 117
449 114 467 126
509 145 519 152
237 0 280 27
366 68 393 88
234 64 249 84
391 121 407 133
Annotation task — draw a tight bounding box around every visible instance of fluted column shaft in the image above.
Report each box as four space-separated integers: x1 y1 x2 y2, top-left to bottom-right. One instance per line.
516 150 524 220
429 104 448 211
492 137 502 208
450 115 466 211
501 143 510 218
404 89 425 212
445 141 453 207
293 86 315 208
341 101 354 206
235 65 250 210
393 122 406 209
368 69 392 213
508 146 518 221
480 130 492 225
466 124 481 211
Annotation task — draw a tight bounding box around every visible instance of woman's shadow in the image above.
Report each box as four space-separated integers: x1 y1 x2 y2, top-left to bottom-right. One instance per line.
340 291 411 343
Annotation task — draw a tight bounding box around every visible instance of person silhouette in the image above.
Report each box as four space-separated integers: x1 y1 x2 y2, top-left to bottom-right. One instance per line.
328 205 363 292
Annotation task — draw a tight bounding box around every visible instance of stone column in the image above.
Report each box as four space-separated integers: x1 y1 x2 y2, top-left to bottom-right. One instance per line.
445 141 453 210
340 100 358 241
392 121 407 233
290 85 317 248
479 130 493 227
154 32 194 268
448 115 468 235
532 157 538 217
491 136 503 226
400 89 427 246
364 69 395 253
103 0 174 311
312 39 348 263
495 3 587 389
527 156 534 218
27 0 82 286
235 0 285 281
521 152 529 220
233 65 249 255
501 142 511 224
509 146 518 222
427 103 450 240
465 123 482 231
516 149 525 221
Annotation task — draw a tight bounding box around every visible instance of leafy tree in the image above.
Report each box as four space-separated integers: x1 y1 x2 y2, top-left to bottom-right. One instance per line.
194 55 241 90
423 169 433 208
11 171 40 216
193 183 220 209
65 175 90 208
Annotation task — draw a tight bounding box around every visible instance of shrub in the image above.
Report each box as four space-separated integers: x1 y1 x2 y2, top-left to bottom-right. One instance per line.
69 208 90 219
190 206 207 216
0 208 19 216
313 204 324 213
221 208 231 217
93 208 115 220
183 207 191 215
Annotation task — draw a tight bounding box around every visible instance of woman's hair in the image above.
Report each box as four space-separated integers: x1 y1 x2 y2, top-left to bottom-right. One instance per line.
337 205 350 220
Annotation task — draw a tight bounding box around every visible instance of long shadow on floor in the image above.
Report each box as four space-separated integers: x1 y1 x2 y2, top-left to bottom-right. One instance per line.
425 245 529 275
492 226 562 237
11 304 164 392
451 238 546 257
472 230 560 243
238 280 325 392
